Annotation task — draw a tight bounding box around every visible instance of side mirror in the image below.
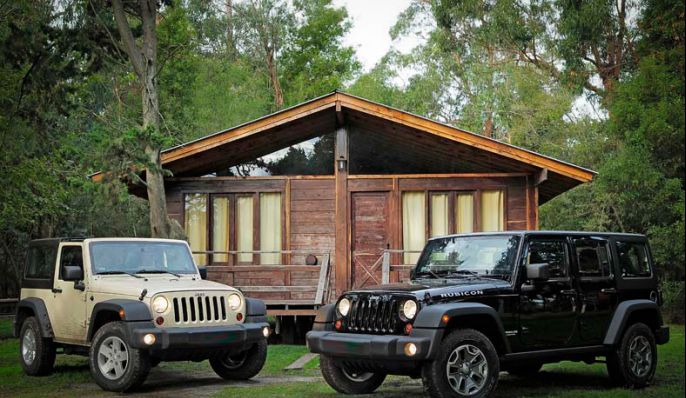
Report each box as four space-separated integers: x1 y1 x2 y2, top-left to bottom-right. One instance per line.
409 268 416 280
63 265 83 282
526 262 550 282
198 266 207 280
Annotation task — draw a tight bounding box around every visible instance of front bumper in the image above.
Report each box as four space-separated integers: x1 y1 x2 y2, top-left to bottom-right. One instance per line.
128 321 269 350
306 330 437 361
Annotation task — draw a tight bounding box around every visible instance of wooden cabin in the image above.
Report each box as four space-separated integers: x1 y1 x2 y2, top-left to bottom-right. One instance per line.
103 92 595 322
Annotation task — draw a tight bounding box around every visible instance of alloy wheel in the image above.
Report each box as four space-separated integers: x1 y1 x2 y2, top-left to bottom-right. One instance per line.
446 344 489 396
628 335 652 377
97 336 130 380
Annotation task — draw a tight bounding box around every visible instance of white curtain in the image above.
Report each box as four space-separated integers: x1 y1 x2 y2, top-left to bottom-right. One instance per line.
184 194 207 265
212 197 229 263
481 190 504 231
431 194 449 238
236 196 254 263
260 193 282 265
403 192 426 265
456 193 474 233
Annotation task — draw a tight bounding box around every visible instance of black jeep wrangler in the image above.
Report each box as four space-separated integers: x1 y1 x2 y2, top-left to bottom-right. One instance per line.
307 231 670 397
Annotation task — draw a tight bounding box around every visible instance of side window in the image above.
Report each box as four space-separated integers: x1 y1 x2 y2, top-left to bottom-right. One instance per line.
616 241 651 277
574 239 611 277
59 246 83 280
527 240 568 278
26 245 56 279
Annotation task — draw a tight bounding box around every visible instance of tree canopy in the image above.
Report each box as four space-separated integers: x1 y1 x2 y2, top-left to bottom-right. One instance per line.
0 0 683 296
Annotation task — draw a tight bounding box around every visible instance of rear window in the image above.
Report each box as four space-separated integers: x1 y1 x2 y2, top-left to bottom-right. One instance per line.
26 245 56 280
616 241 651 277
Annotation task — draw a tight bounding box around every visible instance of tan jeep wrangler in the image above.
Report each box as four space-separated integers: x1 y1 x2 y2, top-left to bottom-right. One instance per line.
14 238 270 392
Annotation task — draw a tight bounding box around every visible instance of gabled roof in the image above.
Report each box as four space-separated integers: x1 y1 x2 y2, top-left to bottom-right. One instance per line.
92 91 595 203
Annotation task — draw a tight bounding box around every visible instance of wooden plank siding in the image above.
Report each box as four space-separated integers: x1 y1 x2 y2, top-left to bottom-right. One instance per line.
166 173 534 302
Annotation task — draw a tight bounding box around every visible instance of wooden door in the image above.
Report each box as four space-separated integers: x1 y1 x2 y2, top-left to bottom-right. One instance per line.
351 192 390 288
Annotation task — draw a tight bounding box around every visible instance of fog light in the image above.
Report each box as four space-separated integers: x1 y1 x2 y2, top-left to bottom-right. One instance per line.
404 343 417 357
262 327 270 338
143 333 156 345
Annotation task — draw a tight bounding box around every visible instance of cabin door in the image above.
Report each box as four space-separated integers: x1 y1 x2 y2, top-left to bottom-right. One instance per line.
351 192 390 288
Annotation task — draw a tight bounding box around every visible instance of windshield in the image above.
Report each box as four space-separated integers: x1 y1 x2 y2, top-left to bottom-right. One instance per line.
414 235 521 280
90 241 197 275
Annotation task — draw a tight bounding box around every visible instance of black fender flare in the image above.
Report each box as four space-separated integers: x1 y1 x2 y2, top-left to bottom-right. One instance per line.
88 299 152 341
413 302 511 355
244 297 268 323
312 304 336 331
603 299 663 346
14 298 54 338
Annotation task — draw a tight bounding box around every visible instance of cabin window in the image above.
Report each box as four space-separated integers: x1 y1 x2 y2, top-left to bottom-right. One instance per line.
185 192 284 265
402 192 426 264
480 190 504 231
184 193 208 265
456 193 474 233
212 197 230 263
236 196 254 263
260 192 282 264
430 194 449 237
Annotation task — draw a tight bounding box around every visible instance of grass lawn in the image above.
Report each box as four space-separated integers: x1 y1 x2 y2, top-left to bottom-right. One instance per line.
0 318 682 398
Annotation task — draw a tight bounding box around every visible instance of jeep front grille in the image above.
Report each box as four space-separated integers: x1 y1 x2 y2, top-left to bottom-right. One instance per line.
346 294 401 334
172 295 229 324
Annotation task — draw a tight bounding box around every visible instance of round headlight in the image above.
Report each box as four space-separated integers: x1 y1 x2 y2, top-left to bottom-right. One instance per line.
338 298 351 316
228 293 242 310
402 300 418 320
152 296 168 314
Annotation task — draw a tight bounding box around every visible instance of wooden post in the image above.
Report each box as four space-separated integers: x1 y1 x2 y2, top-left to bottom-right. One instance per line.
381 251 390 285
334 126 349 296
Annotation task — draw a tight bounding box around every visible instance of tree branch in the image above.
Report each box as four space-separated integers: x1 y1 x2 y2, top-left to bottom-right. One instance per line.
112 0 144 77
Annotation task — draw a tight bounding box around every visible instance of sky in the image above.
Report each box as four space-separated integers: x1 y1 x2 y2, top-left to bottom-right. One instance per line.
332 0 416 71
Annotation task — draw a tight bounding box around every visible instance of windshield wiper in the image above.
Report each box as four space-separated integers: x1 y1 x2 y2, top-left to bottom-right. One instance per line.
444 269 482 279
97 270 143 278
136 269 182 278
415 269 441 279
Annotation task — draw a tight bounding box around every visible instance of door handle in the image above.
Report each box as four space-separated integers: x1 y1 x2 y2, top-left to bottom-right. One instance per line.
52 288 62 294
601 288 617 294
560 289 577 295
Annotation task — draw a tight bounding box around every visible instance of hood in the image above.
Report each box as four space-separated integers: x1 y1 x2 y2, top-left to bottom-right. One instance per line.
89 275 238 298
348 278 512 301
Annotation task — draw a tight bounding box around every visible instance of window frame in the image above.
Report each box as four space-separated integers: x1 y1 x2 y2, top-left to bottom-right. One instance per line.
183 190 286 266
521 237 572 283
571 237 614 281
613 239 653 279
57 244 84 281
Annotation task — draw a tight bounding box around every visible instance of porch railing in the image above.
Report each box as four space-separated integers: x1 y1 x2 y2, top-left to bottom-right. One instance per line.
193 250 332 307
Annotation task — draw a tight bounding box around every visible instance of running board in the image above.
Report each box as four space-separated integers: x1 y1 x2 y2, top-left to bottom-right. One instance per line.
502 345 608 362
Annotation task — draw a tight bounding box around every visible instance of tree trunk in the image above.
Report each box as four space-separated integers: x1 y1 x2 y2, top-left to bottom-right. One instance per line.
111 0 182 239
226 0 235 59
266 48 284 108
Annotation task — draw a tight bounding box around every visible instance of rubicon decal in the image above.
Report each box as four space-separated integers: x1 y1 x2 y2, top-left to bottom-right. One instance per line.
439 290 484 298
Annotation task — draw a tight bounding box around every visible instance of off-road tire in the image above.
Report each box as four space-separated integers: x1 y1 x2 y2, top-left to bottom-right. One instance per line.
89 321 151 392
607 322 657 388
319 354 386 394
422 328 500 398
19 316 56 376
505 361 543 377
210 339 267 380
